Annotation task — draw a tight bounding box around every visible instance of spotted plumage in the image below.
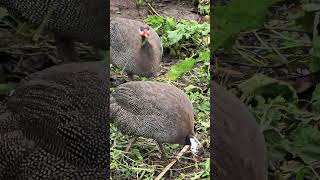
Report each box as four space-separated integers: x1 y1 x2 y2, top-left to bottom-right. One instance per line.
0 0 107 62
110 81 203 158
0 61 109 179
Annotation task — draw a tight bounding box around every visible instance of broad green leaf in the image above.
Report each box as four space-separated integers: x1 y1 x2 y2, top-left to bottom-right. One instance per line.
144 16 165 24
264 129 288 161
238 74 298 102
197 51 210 62
165 57 197 81
166 16 176 28
286 125 320 164
212 0 275 50
167 30 183 45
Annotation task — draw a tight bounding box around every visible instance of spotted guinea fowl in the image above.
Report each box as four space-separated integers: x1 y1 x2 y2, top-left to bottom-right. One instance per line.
0 0 107 62
110 81 203 159
0 61 109 179
110 17 162 80
212 81 268 180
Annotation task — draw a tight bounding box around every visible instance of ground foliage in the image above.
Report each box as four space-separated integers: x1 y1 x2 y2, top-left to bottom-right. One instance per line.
213 0 320 179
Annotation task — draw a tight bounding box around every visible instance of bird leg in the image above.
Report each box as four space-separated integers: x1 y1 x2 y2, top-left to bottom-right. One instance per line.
54 34 79 63
125 137 138 152
127 73 134 81
156 141 168 161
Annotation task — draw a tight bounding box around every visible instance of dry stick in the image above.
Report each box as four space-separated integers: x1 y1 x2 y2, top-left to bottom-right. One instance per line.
233 47 264 65
253 31 269 48
155 145 190 180
270 44 289 64
147 3 161 17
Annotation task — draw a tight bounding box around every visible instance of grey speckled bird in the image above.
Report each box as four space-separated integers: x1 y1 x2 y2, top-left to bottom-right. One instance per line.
212 81 268 180
0 0 107 62
110 17 162 80
0 61 109 179
110 81 203 160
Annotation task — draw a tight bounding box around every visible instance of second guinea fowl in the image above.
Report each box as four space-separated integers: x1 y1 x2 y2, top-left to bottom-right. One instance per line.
110 17 162 80
110 81 203 159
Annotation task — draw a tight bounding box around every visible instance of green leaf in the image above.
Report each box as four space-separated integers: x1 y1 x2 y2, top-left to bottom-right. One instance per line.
296 169 305 180
286 125 320 164
212 0 275 50
145 15 209 57
165 57 197 81
238 74 298 102
167 30 183 45
166 16 176 28
0 83 15 95
197 51 210 62
311 84 320 113
264 129 288 161
184 84 202 93
144 16 165 24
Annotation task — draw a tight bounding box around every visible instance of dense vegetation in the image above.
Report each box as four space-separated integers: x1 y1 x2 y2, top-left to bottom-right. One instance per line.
213 0 320 179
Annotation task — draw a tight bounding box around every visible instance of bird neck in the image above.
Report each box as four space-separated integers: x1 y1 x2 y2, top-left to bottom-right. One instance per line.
141 36 149 46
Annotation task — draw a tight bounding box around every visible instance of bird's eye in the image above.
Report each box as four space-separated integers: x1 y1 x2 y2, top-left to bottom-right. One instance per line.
139 27 144 31
145 27 150 30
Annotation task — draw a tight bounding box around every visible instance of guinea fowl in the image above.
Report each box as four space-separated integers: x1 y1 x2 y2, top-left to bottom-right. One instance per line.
212 81 268 180
0 0 107 62
110 81 203 160
110 17 162 80
0 61 109 179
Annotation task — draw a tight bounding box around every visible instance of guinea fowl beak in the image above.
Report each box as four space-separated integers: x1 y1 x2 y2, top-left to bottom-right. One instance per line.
143 30 150 38
189 136 204 162
139 28 150 38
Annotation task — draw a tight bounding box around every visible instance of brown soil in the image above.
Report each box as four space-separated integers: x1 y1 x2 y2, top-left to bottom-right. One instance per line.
110 0 200 21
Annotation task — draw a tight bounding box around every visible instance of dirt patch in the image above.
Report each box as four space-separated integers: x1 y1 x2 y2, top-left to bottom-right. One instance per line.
110 0 200 21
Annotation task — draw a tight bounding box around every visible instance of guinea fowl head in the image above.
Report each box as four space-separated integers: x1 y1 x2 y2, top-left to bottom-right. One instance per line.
139 25 150 44
188 135 204 161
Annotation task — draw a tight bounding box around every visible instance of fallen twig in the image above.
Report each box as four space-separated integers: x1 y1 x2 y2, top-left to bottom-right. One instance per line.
155 145 190 180
147 3 161 17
